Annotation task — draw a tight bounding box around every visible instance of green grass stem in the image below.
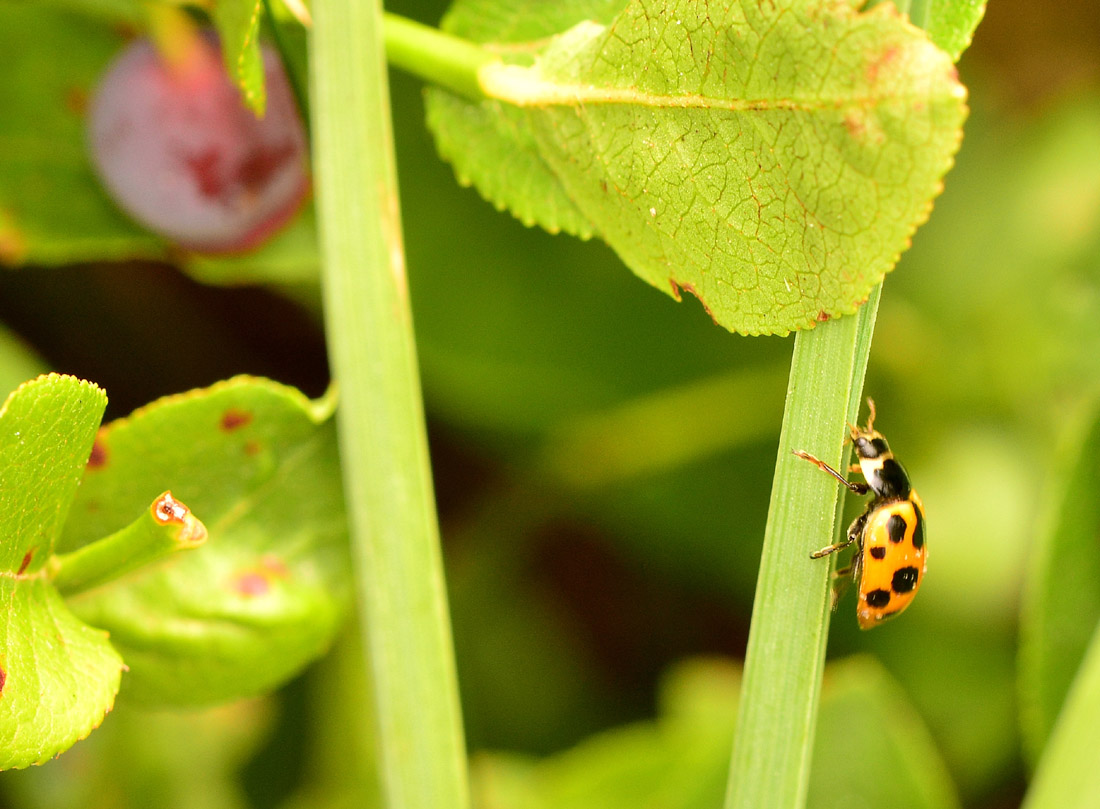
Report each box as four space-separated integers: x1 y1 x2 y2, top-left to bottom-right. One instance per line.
308 2 469 808
725 286 881 809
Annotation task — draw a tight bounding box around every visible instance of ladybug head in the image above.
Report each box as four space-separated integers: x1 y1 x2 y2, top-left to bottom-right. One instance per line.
851 430 891 460
847 397 891 459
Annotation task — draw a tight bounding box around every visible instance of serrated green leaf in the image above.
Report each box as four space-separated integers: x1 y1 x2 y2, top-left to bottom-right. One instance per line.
425 0 623 239
59 377 351 707
426 92 596 238
0 375 107 571
0 374 122 770
0 579 124 770
212 0 268 115
1018 401 1100 764
428 0 967 335
0 5 166 266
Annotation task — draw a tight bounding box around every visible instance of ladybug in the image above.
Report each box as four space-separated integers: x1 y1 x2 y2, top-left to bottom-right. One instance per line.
794 398 926 629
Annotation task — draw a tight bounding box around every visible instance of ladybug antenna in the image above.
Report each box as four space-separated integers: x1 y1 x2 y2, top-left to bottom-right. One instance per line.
864 397 877 434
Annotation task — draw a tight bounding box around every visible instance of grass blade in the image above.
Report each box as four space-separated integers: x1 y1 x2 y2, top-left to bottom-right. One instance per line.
308 2 469 807
725 286 880 808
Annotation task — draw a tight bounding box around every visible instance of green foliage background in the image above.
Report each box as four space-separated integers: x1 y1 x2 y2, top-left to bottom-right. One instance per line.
2 0 1100 807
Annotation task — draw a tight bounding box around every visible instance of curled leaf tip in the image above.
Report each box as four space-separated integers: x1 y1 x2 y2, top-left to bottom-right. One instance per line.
151 491 208 546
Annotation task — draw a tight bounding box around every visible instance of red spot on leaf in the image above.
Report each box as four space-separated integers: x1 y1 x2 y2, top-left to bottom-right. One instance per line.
0 665 6 696
65 86 89 116
233 556 289 598
866 45 900 85
87 437 108 469
17 549 34 575
817 310 831 322
235 572 270 597
669 278 683 301
220 408 253 432
244 439 261 456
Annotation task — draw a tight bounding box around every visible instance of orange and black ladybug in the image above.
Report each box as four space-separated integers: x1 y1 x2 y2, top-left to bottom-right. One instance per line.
794 398 926 629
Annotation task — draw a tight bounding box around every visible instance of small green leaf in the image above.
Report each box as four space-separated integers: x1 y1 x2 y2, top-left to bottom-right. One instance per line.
52 491 208 596
0 374 122 770
1018 402 1100 764
0 579 123 770
212 0 268 116
0 375 107 570
59 377 351 707
428 0 967 335
1021 617 1100 809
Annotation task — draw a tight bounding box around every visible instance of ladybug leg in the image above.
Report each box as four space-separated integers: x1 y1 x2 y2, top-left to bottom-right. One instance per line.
826 564 854 610
810 511 867 560
810 535 855 559
793 450 870 495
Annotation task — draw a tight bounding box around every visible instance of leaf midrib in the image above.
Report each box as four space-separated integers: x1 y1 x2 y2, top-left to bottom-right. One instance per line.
479 62 964 110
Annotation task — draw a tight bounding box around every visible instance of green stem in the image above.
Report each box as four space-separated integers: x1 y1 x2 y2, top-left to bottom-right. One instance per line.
725 286 881 809
308 3 469 809
383 12 495 101
51 491 206 596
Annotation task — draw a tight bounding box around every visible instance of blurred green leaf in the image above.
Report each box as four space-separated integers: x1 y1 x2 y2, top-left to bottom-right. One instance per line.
1018 401 1100 764
0 5 165 266
184 200 321 286
20 0 146 24
212 0 268 115
0 374 122 770
0 325 48 400
428 0 967 335
471 657 738 809
3 698 272 809
61 376 351 707
1022 617 1100 809
809 656 961 809
470 655 956 809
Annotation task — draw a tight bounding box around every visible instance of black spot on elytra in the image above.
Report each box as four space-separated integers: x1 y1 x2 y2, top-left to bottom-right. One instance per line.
866 589 891 608
892 566 920 594
869 546 886 560
912 514 925 549
887 514 907 543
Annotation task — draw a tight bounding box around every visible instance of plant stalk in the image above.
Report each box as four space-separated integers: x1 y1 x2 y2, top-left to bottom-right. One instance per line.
725 286 881 809
383 12 495 100
51 491 206 596
308 1 469 808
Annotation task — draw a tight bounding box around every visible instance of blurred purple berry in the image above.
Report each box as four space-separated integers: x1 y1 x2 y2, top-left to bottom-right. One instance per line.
89 33 308 253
